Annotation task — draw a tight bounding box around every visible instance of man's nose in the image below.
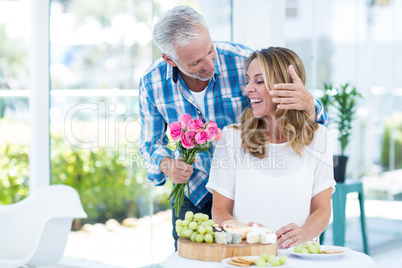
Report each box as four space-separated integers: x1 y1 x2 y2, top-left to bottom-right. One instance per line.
205 54 215 69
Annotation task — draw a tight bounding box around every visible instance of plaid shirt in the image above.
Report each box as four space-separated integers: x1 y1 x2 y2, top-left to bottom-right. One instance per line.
139 41 329 209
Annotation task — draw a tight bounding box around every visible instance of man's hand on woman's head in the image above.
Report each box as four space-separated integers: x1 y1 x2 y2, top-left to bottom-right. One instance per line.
270 65 316 117
160 157 194 184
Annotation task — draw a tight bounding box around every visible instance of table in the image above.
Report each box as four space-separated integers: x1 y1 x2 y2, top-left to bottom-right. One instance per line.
164 248 375 268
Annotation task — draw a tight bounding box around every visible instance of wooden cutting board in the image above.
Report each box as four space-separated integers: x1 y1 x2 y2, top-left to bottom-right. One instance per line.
177 237 278 262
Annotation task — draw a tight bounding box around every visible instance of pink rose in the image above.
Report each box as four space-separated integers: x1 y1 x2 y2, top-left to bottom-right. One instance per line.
181 132 196 149
169 121 182 141
206 121 219 141
193 118 205 129
216 129 222 140
180 114 192 128
188 118 205 132
195 130 209 144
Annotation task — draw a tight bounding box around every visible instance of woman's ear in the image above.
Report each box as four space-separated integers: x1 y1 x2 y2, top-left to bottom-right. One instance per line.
162 54 177 67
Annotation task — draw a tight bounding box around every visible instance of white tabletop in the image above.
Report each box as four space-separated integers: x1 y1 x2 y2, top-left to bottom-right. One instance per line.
164 248 375 268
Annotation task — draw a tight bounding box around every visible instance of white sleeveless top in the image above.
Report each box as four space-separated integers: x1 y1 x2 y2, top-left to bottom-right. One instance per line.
206 124 335 232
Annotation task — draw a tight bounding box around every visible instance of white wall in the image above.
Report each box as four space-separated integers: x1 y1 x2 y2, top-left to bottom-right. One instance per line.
232 0 285 50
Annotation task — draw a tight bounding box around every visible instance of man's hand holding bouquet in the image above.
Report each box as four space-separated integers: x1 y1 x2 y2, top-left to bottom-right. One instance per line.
168 114 222 217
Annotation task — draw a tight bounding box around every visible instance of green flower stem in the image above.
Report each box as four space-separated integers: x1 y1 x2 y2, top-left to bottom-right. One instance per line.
169 145 201 217
169 142 212 217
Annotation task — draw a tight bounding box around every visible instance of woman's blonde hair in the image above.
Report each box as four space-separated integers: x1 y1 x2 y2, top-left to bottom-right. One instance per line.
237 47 318 159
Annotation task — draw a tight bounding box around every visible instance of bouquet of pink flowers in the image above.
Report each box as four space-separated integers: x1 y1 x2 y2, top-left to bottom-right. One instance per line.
168 113 222 217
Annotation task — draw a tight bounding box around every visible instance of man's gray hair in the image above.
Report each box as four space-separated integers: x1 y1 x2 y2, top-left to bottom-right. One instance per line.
152 6 209 61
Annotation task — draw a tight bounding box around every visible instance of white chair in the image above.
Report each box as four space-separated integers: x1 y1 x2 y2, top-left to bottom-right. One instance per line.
0 185 87 268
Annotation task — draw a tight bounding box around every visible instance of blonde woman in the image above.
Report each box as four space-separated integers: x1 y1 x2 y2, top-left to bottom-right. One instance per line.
206 47 335 248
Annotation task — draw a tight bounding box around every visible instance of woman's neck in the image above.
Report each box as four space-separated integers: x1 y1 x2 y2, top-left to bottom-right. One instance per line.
264 115 286 144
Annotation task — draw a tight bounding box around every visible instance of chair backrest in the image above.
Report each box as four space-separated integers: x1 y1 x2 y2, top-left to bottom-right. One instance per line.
0 185 87 268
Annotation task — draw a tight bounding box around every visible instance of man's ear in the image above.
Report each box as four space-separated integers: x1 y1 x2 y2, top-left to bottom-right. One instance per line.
162 54 177 67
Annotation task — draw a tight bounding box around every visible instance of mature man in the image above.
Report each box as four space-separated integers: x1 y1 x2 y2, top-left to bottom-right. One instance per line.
139 5 328 249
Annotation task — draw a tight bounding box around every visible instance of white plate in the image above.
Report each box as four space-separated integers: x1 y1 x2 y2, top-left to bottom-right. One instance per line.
289 245 350 259
221 256 291 267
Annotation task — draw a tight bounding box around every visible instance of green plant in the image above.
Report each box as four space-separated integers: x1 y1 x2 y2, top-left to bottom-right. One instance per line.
319 82 335 111
319 83 363 156
332 83 363 155
381 113 402 170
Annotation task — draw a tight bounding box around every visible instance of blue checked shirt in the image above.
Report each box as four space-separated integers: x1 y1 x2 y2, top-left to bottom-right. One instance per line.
139 41 329 209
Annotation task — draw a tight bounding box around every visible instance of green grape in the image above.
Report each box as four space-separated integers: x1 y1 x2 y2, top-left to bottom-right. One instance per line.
279 255 288 265
180 226 189 237
204 233 213 243
207 219 215 226
295 244 307 253
194 213 204 222
201 214 209 221
195 234 204 243
309 244 321 254
175 226 183 237
197 225 206 235
183 229 193 238
190 231 199 242
205 226 213 233
175 219 183 226
185 211 194 222
268 256 281 267
254 257 266 267
202 221 211 227
189 221 198 230
261 253 271 262
182 219 189 226
211 232 215 238
299 248 309 254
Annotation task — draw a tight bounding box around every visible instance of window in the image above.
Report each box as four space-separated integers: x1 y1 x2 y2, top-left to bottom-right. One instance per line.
0 0 31 205
48 0 232 266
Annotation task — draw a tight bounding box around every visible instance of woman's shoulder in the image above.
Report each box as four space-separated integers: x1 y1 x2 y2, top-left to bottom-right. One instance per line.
315 124 330 139
223 122 241 131
219 123 242 147
306 124 330 152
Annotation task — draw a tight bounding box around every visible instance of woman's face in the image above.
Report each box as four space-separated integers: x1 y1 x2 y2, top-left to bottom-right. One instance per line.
245 58 276 118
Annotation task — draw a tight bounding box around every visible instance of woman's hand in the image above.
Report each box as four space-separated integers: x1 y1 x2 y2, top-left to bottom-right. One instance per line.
276 223 306 248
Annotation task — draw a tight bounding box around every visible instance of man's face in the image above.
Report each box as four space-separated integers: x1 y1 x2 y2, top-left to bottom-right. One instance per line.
174 26 216 81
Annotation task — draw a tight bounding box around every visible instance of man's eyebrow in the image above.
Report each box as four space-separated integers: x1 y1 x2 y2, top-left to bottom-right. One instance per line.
189 45 214 65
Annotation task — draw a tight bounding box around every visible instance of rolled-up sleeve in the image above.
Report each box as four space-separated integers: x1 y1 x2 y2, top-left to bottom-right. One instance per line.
315 99 330 127
139 77 173 186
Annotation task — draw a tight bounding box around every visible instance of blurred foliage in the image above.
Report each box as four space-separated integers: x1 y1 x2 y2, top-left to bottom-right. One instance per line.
0 23 29 118
319 82 363 155
0 122 170 224
319 82 335 111
0 144 30 204
332 83 363 155
0 24 29 80
381 113 402 171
